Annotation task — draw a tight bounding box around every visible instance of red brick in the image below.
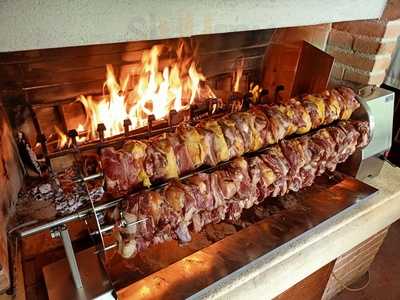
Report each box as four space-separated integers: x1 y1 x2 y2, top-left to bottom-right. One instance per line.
327 46 392 72
382 0 400 21
328 29 354 49
333 20 400 39
333 21 384 37
330 63 345 80
272 23 331 50
327 47 372 70
343 69 386 86
353 37 397 55
328 78 360 90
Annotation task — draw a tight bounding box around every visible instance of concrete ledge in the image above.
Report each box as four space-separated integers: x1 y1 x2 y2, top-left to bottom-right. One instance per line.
0 0 387 52
190 162 400 299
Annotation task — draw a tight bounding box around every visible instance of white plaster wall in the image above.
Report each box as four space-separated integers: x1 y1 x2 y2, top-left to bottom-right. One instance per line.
0 0 387 52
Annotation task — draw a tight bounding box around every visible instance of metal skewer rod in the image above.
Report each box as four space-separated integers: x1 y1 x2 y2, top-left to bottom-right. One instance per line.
45 98 226 159
89 224 115 236
18 159 234 238
72 172 103 183
18 197 138 237
94 243 118 254
20 114 281 240
50 225 83 289
82 180 107 251
92 218 149 254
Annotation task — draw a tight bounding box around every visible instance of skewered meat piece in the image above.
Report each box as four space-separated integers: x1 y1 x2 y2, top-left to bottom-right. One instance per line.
336 121 360 163
229 112 263 152
218 115 245 159
280 139 308 177
197 119 230 166
115 120 369 258
101 140 149 195
144 136 179 182
210 167 241 207
336 86 360 120
308 128 337 175
185 173 214 212
102 87 360 196
259 105 291 142
227 157 259 210
325 125 348 171
248 106 276 145
165 131 194 175
248 156 276 201
320 90 341 125
301 94 326 129
349 120 370 148
297 135 317 188
283 99 312 134
117 191 163 258
175 125 207 169
279 138 309 192
259 145 290 197
101 147 130 194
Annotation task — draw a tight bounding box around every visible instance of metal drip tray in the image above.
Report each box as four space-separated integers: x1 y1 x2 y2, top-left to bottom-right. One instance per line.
43 247 113 300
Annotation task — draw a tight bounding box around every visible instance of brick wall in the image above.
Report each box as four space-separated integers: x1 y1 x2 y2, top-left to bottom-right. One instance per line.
0 105 23 293
328 0 400 87
271 23 332 50
322 228 389 300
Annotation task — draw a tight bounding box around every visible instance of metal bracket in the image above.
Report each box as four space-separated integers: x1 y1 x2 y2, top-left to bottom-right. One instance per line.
50 225 83 289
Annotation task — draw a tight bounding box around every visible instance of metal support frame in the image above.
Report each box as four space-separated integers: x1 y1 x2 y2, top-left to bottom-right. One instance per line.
50 225 83 289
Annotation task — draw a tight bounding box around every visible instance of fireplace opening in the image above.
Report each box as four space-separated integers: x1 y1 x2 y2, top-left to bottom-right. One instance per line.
2 30 272 174
2 29 279 298
0 25 382 300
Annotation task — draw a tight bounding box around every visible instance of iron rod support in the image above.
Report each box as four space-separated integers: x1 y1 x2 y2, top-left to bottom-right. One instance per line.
52 225 83 289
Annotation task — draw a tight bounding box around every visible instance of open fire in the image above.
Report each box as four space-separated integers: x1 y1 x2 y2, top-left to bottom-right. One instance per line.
55 41 217 149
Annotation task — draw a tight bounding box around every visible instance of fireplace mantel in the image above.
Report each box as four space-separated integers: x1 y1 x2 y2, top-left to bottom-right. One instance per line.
0 0 387 52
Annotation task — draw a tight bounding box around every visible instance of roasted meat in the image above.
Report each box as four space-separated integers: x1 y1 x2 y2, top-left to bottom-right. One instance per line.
115 120 369 258
218 115 245 159
301 94 326 129
102 87 360 196
198 119 230 166
144 135 179 182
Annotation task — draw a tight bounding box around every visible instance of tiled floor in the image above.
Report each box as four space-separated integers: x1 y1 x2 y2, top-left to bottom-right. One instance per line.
334 219 400 300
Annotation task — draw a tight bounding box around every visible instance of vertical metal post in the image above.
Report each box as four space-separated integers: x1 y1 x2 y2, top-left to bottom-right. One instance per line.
51 225 83 289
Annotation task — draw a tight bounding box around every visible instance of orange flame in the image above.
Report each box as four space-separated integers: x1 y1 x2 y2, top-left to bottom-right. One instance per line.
56 41 215 147
233 57 244 92
54 126 68 149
